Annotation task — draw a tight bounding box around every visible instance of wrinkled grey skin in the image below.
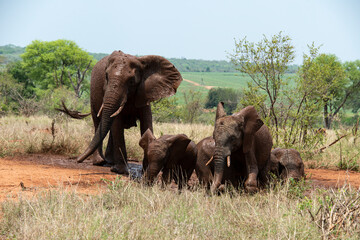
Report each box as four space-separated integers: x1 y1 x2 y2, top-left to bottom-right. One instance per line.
75 51 182 174
139 129 197 190
268 148 305 181
195 136 241 190
211 102 273 193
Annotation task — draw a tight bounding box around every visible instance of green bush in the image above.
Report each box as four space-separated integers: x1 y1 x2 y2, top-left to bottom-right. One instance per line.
205 88 240 114
151 97 182 123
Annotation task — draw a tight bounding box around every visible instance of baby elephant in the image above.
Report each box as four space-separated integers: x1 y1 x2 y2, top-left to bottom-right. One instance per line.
195 136 241 190
139 129 197 190
268 148 305 181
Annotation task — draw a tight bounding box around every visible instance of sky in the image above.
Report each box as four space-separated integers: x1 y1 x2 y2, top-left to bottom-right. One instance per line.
0 0 359 64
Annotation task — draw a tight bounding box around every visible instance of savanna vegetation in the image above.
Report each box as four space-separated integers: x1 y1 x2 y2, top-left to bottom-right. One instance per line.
1 32 360 239
0 115 360 239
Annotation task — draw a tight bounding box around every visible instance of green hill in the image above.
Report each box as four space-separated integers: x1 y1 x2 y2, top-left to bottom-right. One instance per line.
0 44 25 65
0 44 298 74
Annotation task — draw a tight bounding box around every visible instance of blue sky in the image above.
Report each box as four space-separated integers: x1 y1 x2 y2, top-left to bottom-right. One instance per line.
0 0 359 64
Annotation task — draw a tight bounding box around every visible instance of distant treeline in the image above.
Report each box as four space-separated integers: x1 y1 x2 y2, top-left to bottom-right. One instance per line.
0 44 299 73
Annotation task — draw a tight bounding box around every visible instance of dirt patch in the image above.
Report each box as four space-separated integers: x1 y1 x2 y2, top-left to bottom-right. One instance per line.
306 169 360 189
0 154 131 201
183 79 215 90
0 154 359 201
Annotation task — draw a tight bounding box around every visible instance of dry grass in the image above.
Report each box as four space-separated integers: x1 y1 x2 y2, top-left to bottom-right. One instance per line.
0 115 93 157
2 179 359 239
1 116 360 238
0 115 213 161
305 129 360 171
1 115 359 171
0 179 327 239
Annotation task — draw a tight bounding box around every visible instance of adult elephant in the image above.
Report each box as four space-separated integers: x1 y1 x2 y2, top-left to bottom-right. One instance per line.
72 50 183 174
210 102 273 193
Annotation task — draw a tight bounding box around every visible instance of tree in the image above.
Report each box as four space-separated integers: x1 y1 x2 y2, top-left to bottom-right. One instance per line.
21 40 95 98
205 87 239 114
298 46 347 129
344 60 360 113
0 71 39 116
151 97 181 122
7 60 35 98
229 32 295 142
182 90 204 123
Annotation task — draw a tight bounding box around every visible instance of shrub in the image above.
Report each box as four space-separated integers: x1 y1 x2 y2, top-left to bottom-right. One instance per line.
205 88 239 114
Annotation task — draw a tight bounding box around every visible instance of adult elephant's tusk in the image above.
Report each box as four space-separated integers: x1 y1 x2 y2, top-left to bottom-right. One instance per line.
110 106 124 118
97 103 104 118
205 156 213 166
227 155 231 167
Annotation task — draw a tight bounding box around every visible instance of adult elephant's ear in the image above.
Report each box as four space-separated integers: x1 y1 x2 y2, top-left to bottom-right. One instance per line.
165 134 191 168
135 55 183 107
240 106 264 153
139 128 156 151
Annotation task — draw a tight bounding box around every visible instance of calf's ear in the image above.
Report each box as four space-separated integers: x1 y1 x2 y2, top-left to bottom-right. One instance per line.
215 102 226 121
240 106 263 153
139 128 156 150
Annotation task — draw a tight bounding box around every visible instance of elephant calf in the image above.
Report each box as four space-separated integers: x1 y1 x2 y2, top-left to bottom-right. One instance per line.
195 136 243 190
268 148 305 181
139 129 197 190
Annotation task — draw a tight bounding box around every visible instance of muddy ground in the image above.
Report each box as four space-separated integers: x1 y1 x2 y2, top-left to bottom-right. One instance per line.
1 154 360 201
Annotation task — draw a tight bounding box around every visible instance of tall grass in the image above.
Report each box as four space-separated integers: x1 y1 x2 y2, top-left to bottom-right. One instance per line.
0 115 213 161
0 115 93 157
0 180 320 239
1 116 360 238
2 179 359 239
304 128 360 171
1 115 359 171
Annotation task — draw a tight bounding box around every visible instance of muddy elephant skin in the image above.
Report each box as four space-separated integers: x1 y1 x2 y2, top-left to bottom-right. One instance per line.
268 148 305 181
195 136 242 190
211 102 273 193
64 51 183 174
139 129 197 190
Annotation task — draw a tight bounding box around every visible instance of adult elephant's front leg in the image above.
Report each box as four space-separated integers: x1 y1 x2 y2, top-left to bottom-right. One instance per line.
109 115 129 174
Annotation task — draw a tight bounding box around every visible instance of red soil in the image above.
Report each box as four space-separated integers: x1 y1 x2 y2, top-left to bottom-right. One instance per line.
0 154 359 201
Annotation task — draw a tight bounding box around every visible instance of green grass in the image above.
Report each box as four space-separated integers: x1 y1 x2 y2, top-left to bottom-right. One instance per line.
176 72 297 105
181 72 251 89
181 72 297 90
175 72 250 105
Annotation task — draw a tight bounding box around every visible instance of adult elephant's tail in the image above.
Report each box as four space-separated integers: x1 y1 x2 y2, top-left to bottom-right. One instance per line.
55 101 91 119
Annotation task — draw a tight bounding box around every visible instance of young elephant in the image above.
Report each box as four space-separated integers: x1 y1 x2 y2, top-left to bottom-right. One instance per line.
211 102 273 193
268 148 305 181
196 136 242 189
139 129 197 190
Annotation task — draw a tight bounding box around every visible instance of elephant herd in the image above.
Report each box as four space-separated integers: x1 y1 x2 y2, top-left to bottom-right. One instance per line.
60 51 305 194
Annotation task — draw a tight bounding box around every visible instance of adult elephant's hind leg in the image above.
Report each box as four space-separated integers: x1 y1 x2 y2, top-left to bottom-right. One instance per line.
110 116 129 175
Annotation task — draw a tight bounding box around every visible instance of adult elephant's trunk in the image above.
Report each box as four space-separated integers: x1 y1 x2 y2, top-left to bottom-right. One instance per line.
210 147 227 193
77 88 127 163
